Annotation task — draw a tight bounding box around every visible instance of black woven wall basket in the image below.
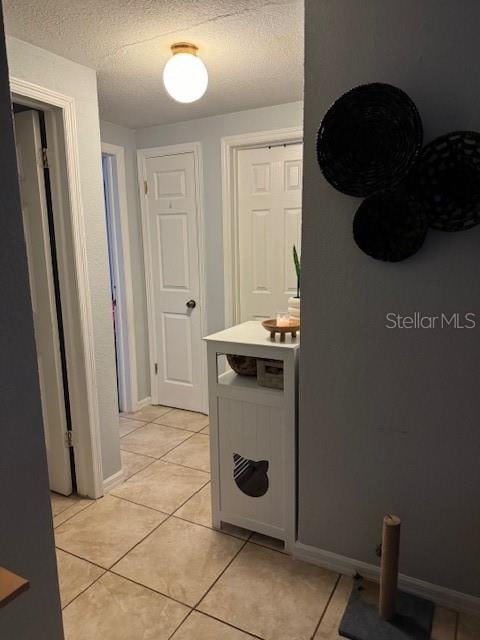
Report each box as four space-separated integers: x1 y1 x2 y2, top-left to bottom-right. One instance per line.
412 131 480 231
317 83 423 197
353 188 428 262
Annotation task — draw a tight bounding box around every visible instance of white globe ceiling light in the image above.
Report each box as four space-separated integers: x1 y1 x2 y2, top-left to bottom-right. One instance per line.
163 43 208 103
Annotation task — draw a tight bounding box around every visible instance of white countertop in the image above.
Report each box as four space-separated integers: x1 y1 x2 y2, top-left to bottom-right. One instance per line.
203 320 300 350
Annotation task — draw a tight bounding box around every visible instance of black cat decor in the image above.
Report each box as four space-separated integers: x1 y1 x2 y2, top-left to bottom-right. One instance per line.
233 453 269 498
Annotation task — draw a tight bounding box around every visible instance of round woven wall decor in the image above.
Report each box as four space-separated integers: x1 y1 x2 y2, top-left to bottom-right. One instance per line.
353 188 428 262
317 83 423 197
413 131 480 231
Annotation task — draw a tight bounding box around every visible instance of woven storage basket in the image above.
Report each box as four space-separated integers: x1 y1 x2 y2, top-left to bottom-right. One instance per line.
353 188 428 262
412 131 480 231
226 354 257 377
317 83 423 197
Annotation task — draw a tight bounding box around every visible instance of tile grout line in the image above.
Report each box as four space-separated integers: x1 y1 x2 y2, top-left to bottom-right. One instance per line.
56 546 108 572
56 421 209 529
121 411 208 434
50 500 77 518
111 473 211 534
58 418 208 528
111 475 252 544
58 410 213 629
171 512 248 541
309 572 342 640
59 408 271 637
61 569 108 611
118 410 174 435
165 607 193 639
120 407 174 422
118 453 211 478
120 426 201 462
194 610 266 640
104 498 253 618
57 495 336 640
106 473 222 572
119 426 146 438
154 420 209 433
108 567 197 611
184 553 350 640
121 420 208 438
192 535 251 611
110 490 252 544
56 434 211 542
166 608 196 640
55 545 110 572
60 512 188 611
157 457 210 474
62 563 194 618
55 501 173 578
53 500 96 529
58 547 109 611
119 447 158 459
116 452 158 483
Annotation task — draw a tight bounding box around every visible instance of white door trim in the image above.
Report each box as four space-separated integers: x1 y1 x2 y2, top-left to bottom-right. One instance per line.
10 77 104 498
101 142 137 413
221 127 303 327
137 142 208 413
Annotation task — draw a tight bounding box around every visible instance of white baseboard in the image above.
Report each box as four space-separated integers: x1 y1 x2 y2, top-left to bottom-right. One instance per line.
293 542 480 616
103 468 124 494
136 396 151 410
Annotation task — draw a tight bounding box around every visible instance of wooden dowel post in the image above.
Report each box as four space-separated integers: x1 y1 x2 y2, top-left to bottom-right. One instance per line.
379 514 401 621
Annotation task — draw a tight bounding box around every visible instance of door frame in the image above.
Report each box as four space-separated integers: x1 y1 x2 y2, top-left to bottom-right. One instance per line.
10 77 104 498
101 143 137 413
137 142 208 413
221 127 303 327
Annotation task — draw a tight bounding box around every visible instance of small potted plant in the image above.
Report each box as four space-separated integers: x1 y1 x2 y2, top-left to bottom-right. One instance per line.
288 245 301 320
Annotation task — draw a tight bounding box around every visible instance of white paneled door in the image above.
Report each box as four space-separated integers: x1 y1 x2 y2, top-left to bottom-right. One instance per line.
143 151 203 412
14 110 72 495
237 144 303 321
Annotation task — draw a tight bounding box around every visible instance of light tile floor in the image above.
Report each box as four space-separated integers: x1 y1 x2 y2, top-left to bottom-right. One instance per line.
50 406 479 640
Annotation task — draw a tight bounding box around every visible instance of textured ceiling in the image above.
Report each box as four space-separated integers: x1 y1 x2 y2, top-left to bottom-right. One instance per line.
3 0 304 128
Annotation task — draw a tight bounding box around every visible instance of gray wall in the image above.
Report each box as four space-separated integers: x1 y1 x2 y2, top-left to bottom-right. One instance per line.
136 101 303 334
100 120 150 402
0 9 63 638
299 0 480 597
7 37 121 482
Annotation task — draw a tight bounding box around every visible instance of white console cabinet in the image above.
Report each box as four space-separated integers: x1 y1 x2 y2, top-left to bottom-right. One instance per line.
204 321 299 552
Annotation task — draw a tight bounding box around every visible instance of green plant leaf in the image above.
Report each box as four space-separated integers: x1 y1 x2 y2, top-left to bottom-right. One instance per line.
293 245 301 279
293 245 301 298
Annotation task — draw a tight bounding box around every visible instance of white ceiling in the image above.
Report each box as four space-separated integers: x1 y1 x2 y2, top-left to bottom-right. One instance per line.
3 0 304 129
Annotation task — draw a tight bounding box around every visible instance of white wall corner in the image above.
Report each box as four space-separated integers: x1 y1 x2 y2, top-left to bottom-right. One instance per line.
103 468 124 494
136 396 152 410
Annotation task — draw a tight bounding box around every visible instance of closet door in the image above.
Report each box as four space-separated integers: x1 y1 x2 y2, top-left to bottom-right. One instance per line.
15 110 72 495
143 151 203 411
237 143 303 321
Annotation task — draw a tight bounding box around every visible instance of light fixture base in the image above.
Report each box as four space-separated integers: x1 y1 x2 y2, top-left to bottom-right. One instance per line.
171 42 199 56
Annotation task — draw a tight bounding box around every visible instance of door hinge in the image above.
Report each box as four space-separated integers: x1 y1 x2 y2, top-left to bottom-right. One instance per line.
42 147 49 169
65 431 74 448
154 363 158 375
144 180 148 195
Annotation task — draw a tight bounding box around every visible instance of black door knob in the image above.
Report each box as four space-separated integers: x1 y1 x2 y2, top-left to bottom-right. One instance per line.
186 299 196 309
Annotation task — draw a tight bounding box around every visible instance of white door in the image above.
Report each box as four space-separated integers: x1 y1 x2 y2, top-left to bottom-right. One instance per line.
14 111 72 495
144 151 203 412
237 144 303 321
